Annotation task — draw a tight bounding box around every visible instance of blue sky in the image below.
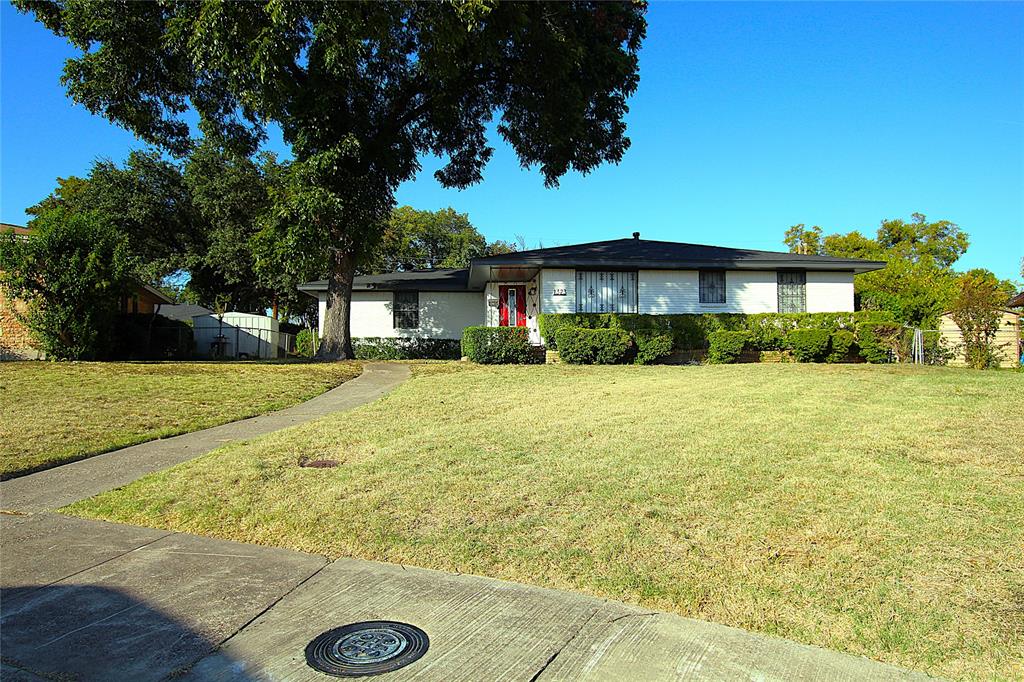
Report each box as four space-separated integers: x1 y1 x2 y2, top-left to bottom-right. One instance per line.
2 2 1022 280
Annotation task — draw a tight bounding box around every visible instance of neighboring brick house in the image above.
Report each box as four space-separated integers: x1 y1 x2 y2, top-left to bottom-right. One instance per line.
0 223 173 360
0 223 40 359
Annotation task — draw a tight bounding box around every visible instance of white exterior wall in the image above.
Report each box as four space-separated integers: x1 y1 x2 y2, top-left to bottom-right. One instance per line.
319 291 483 340
540 268 576 314
806 271 855 312
637 270 777 314
315 268 859 340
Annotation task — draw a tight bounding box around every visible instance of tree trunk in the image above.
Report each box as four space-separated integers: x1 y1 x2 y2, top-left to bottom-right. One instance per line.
317 247 356 360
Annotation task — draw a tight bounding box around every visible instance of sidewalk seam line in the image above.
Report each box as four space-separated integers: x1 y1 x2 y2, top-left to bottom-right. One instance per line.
5 525 175 598
528 604 604 682
164 556 332 681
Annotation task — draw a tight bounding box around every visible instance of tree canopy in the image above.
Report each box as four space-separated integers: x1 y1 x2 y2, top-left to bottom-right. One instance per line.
0 208 137 360
21 145 311 318
18 0 647 358
783 213 1013 327
364 206 483 273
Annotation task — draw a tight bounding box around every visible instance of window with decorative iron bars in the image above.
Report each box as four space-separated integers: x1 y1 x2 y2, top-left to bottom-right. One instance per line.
777 271 806 313
575 271 638 313
393 290 419 329
699 270 726 304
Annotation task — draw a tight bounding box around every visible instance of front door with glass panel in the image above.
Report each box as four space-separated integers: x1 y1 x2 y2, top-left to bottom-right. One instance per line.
498 285 526 327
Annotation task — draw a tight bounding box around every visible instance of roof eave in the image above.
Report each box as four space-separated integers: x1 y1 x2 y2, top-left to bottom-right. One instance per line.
469 258 886 280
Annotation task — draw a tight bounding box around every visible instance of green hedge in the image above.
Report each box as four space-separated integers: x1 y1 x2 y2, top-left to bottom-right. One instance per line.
857 323 902 364
537 311 895 352
461 327 540 364
633 330 674 365
826 330 856 363
789 329 832 363
353 337 461 360
555 327 632 364
706 330 750 364
111 314 193 360
295 328 318 357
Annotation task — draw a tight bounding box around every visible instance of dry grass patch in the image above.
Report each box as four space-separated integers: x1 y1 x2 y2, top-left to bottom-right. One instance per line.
66 363 1023 680
0 361 360 478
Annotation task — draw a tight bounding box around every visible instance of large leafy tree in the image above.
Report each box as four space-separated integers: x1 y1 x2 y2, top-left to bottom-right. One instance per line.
18 1 647 358
365 206 485 273
0 209 137 360
28 150 199 284
26 146 298 315
183 143 292 313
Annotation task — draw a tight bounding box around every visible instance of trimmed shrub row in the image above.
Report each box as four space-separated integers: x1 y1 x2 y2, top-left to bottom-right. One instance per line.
538 311 895 351
352 337 461 360
461 326 542 364
538 311 901 363
556 327 632 364
707 331 749 364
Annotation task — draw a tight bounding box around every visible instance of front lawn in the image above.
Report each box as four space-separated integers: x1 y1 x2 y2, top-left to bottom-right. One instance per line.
67 363 1022 680
0 361 361 479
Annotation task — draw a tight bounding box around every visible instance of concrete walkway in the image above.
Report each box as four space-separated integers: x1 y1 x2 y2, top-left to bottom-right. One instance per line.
1 361 935 681
1 362 411 512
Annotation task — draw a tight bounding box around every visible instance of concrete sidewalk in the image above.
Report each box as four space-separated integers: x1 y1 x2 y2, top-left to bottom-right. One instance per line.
2 513 932 682
1 362 411 512
184 558 932 682
0 361 936 681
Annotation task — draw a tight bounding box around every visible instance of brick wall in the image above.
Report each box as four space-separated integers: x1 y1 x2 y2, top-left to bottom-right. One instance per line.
0 287 40 360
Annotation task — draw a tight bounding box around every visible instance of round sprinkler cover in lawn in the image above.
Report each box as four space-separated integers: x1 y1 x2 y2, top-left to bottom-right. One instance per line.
305 621 429 677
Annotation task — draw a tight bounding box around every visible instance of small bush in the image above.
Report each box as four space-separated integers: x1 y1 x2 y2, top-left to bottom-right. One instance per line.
353 337 461 360
826 330 855 363
858 322 902 363
706 330 750 364
789 329 832 363
632 331 673 365
556 327 632 364
461 327 539 364
295 328 318 357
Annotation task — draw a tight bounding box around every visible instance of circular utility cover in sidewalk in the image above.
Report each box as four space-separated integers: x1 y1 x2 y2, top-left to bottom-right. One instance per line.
305 621 429 677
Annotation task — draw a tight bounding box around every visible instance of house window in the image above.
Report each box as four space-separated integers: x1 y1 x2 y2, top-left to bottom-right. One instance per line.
393 291 419 329
576 271 638 313
699 270 726 304
777 272 806 313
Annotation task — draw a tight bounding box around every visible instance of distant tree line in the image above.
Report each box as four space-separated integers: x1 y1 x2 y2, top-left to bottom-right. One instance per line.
783 213 1018 329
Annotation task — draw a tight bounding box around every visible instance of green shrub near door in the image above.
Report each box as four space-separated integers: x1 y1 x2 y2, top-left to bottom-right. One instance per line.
461 327 540 364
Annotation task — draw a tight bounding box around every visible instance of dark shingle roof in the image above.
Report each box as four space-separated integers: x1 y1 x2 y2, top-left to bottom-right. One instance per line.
298 236 886 293
299 268 470 293
472 237 885 270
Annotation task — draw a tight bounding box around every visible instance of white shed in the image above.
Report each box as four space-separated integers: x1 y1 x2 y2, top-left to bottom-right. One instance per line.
192 312 282 359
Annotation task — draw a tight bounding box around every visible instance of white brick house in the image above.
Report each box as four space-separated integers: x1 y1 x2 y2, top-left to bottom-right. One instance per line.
299 233 885 344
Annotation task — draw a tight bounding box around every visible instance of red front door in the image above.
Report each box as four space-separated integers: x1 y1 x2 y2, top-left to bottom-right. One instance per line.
498 285 527 327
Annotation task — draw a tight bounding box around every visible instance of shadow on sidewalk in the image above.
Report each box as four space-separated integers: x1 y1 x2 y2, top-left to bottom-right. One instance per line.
1 584 256 682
